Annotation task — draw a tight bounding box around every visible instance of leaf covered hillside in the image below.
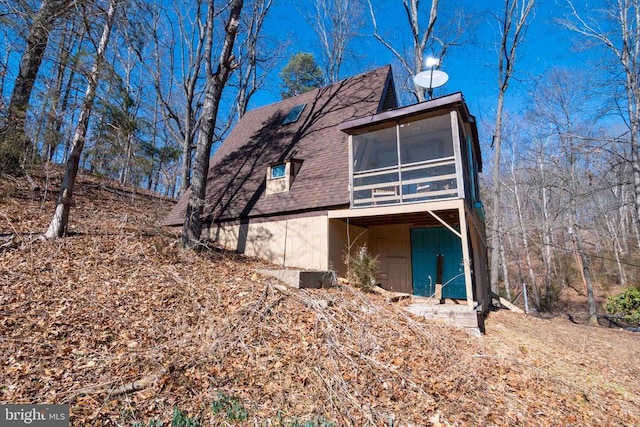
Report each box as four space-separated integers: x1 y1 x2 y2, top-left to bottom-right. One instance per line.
1 168 639 426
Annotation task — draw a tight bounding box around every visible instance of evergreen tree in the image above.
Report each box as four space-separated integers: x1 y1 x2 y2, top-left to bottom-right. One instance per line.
280 52 324 99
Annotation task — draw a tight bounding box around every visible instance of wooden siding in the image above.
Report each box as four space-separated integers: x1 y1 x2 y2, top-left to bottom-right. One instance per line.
328 200 486 312
368 224 412 294
212 214 329 270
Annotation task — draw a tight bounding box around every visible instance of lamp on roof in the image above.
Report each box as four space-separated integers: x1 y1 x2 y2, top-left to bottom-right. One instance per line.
413 56 449 100
425 56 440 68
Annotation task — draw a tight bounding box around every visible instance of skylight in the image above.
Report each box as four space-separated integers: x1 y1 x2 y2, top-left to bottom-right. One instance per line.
282 103 306 125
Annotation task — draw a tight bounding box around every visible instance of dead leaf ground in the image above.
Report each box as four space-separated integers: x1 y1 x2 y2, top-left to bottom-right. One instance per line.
1 167 638 426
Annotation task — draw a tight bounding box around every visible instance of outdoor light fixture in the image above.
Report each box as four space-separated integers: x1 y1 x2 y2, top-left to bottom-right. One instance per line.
425 56 440 68
413 56 449 99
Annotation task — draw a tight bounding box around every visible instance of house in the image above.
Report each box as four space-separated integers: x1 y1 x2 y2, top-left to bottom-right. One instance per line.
163 66 490 329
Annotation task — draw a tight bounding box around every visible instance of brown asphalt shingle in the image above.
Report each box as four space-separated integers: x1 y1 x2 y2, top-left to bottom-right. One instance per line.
162 66 394 226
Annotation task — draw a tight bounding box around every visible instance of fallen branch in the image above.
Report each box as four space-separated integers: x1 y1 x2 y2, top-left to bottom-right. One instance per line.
107 374 159 397
0 235 19 251
22 168 40 191
371 285 411 303
68 370 164 400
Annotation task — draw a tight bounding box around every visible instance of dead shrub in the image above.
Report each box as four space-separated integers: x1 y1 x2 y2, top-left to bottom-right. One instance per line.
344 245 379 292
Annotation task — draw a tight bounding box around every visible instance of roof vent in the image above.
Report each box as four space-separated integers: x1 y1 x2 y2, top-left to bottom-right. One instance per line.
282 103 306 125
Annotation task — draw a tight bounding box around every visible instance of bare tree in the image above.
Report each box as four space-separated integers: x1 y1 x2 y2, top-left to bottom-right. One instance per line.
150 0 208 195
142 0 270 197
182 0 243 248
528 68 601 321
506 148 542 309
39 17 85 162
233 0 276 118
0 5 24 124
488 0 535 298
44 0 118 239
594 190 628 286
307 0 363 83
0 0 73 170
529 136 562 307
367 0 465 102
562 0 640 240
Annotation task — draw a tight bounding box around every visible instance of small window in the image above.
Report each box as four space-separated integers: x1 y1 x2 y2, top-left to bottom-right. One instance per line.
282 104 306 125
270 164 286 179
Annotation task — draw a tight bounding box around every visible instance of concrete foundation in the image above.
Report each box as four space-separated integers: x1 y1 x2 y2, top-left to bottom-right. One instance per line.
257 269 336 289
406 297 485 334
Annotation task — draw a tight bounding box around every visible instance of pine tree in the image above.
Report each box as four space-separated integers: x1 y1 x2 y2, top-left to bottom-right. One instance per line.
280 52 324 99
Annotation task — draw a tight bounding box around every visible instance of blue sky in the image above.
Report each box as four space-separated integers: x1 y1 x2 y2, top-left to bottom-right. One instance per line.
254 0 598 132
0 0 601 129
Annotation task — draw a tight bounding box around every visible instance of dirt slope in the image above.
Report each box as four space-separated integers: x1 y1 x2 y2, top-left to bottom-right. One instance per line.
1 168 638 426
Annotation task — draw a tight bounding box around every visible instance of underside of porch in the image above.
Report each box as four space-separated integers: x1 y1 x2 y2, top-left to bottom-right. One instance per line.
328 199 489 316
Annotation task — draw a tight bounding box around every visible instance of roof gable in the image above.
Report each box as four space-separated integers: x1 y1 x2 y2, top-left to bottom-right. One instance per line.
162 66 395 226
379 70 398 112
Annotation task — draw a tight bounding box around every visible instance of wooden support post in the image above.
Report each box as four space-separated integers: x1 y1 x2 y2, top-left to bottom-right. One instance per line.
458 204 474 310
435 253 444 304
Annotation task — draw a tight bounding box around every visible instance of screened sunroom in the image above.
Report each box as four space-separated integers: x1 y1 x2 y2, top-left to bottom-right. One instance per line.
347 102 480 209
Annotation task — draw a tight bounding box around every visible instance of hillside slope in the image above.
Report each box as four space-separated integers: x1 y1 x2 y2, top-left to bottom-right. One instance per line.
1 168 639 426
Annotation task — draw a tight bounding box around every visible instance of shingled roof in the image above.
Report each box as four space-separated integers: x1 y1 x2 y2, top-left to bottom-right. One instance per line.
162 66 396 226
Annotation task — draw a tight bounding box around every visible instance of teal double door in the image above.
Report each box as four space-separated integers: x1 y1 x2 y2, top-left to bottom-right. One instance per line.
411 227 466 299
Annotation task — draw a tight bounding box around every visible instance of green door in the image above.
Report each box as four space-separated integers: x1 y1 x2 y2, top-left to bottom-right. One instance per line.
411 227 466 299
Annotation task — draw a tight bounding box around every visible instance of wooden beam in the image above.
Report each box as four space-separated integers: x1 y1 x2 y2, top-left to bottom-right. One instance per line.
425 208 461 238
450 110 466 200
328 199 464 219
490 292 524 313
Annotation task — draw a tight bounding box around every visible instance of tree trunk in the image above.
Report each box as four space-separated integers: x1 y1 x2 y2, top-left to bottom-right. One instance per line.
180 112 194 192
489 0 536 300
182 0 243 248
540 158 555 306
571 225 598 326
513 174 541 309
1 0 72 164
601 200 628 286
616 182 630 254
613 233 628 286
499 230 511 301
44 0 117 239
489 92 505 296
